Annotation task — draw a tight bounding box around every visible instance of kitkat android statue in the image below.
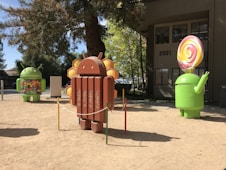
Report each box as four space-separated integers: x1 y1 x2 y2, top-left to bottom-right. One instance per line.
70 52 115 133
16 65 46 102
175 35 209 118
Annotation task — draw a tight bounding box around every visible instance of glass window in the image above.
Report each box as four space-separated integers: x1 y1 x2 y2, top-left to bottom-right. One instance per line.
155 69 161 84
195 67 205 76
162 69 169 85
172 24 188 43
172 68 180 84
155 26 169 44
191 21 208 40
155 68 169 85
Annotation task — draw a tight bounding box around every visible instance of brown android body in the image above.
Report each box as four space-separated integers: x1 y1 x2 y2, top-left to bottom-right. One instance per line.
71 53 114 133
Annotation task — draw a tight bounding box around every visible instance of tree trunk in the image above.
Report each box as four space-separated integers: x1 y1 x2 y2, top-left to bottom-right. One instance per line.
129 54 135 95
140 34 145 91
84 14 105 57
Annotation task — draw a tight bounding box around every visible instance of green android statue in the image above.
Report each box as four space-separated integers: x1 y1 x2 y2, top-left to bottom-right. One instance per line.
175 35 209 118
16 66 46 102
175 72 209 118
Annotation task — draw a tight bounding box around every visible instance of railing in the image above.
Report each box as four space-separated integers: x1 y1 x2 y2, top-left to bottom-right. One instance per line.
154 67 206 86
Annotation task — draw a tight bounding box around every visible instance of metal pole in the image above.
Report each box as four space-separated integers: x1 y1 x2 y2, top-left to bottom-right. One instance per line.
122 88 125 105
106 103 109 145
57 97 60 130
1 80 4 101
124 98 127 134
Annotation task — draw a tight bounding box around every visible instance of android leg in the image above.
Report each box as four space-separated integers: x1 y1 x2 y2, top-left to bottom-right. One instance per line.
180 109 184 117
91 121 103 133
23 95 30 102
183 109 200 118
33 95 40 102
80 119 91 130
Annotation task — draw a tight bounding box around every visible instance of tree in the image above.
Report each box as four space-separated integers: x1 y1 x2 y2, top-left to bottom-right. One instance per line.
0 52 7 77
0 0 70 62
1 0 76 83
0 38 7 78
0 39 6 70
104 21 146 93
72 0 145 56
0 0 145 59
0 51 6 70
60 52 83 85
0 0 145 86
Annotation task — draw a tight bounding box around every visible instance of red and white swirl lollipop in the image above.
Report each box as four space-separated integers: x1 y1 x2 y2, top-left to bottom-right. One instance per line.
177 35 204 73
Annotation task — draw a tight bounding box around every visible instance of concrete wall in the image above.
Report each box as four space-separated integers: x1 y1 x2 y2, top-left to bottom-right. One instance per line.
211 0 226 103
141 0 211 31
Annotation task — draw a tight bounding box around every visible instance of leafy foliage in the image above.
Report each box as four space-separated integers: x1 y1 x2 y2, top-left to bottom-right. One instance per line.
0 51 6 70
0 0 70 59
0 0 145 85
60 52 83 85
104 21 146 92
0 0 145 58
0 38 6 70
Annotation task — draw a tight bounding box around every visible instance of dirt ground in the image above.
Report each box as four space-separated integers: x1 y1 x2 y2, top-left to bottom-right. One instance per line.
1 92 226 170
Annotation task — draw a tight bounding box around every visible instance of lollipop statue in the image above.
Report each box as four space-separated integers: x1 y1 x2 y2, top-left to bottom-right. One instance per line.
175 35 209 118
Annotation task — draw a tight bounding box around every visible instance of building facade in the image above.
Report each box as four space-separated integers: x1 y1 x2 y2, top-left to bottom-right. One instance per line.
138 0 226 104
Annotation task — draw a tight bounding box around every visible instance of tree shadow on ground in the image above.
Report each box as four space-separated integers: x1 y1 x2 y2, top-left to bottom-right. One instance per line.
203 105 226 115
0 128 39 138
28 99 69 104
28 100 57 104
201 116 226 123
2 89 19 94
107 128 179 142
201 105 226 123
113 106 158 112
114 99 175 112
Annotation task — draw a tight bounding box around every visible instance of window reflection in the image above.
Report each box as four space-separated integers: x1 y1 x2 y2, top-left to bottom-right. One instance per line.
191 21 208 40
155 68 169 85
155 26 169 44
162 68 169 84
172 24 188 43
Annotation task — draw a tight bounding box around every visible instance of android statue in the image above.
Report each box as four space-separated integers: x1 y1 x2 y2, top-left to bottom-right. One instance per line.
175 35 209 118
16 65 46 102
70 52 115 133
175 72 209 118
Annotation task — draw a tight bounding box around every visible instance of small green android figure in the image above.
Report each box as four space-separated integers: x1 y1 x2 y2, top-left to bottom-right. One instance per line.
175 72 209 118
16 66 46 102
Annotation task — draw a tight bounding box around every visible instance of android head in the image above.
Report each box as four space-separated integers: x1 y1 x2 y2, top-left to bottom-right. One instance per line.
77 53 107 77
175 73 201 108
20 67 43 80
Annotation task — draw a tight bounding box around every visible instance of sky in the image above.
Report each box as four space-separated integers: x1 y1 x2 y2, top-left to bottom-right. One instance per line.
0 0 87 70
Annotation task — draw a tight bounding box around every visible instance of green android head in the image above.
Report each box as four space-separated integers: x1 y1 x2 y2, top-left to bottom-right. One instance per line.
20 67 42 80
175 73 200 86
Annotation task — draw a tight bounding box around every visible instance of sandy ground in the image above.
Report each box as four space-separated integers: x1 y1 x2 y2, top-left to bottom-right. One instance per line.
0 91 226 170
